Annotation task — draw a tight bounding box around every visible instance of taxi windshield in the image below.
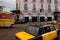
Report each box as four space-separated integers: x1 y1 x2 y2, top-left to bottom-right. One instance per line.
26 25 44 36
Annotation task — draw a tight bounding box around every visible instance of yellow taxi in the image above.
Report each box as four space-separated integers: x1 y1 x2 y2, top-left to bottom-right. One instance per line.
15 24 59 40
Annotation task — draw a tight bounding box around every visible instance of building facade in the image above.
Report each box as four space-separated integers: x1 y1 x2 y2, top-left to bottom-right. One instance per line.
16 0 60 22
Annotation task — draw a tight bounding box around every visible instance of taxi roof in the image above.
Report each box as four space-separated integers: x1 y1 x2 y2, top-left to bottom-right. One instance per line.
29 24 52 28
26 24 52 36
42 24 52 27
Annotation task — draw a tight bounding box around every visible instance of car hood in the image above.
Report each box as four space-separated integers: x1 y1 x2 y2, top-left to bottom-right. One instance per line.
15 31 35 40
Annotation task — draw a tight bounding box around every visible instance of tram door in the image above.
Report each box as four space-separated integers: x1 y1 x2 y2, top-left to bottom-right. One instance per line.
40 17 45 22
47 17 52 21
32 17 37 22
24 17 29 22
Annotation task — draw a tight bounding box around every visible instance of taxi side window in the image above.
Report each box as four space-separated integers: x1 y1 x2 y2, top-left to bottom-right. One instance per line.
38 28 45 35
43 26 51 33
47 26 51 32
50 26 55 31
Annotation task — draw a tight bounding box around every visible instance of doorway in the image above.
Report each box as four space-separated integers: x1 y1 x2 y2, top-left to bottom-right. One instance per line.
47 17 52 21
40 17 45 22
24 17 29 22
32 17 37 22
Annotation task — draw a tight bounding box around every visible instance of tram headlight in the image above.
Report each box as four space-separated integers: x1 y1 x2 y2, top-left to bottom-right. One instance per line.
6 24 11 26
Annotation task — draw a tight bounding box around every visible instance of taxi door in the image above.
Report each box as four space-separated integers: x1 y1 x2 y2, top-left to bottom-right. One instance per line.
42 26 57 40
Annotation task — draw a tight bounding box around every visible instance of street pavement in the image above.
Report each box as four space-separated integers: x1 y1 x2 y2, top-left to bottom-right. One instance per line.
0 24 28 40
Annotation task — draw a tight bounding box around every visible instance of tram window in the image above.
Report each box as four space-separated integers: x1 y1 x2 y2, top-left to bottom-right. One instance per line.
10 13 14 18
2 13 6 19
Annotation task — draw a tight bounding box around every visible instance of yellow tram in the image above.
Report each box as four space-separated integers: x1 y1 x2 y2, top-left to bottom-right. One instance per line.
0 11 15 27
